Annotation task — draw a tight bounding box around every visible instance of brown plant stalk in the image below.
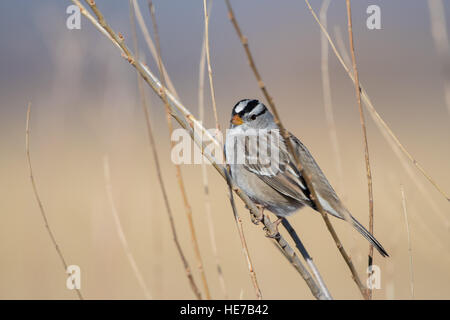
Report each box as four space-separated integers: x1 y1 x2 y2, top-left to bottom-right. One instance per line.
26 103 83 300
304 0 449 203
123 0 202 299
333 24 449 231
225 167 263 299
132 0 179 100
73 0 327 300
198 0 228 299
203 0 262 300
129 0 163 296
345 0 374 299
225 0 367 299
148 0 211 300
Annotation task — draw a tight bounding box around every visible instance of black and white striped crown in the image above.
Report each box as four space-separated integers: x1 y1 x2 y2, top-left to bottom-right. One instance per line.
232 99 266 117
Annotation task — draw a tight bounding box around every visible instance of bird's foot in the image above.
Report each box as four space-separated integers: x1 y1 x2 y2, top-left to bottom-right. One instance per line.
250 204 265 225
264 217 283 239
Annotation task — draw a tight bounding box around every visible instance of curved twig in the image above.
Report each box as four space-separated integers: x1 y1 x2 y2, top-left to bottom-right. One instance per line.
103 155 152 299
26 103 83 300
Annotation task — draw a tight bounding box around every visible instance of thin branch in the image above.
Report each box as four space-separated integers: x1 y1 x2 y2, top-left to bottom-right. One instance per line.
198 0 229 299
129 0 202 299
203 0 262 299
225 0 366 299
334 23 449 230
400 185 415 299
148 0 211 300
26 102 83 300
225 169 262 299
304 0 449 202
143 108 203 300
132 0 179 100
73 0 326 300
129 0 163 297
103 155 152 299
345 0 374 299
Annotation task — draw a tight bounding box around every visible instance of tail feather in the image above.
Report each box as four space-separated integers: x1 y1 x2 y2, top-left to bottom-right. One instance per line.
351 216 389 257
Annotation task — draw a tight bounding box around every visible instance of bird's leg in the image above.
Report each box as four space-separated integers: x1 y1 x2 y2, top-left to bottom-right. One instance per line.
273 217 284 230
250 204 265 225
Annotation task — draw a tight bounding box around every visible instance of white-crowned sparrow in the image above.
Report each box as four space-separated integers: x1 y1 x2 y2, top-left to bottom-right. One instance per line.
225 99 388 257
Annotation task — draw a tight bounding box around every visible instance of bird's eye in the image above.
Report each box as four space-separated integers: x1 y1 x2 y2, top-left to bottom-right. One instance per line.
250 114 257 120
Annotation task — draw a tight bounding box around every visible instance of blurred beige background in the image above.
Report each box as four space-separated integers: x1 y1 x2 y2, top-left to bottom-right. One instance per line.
0 0 449 299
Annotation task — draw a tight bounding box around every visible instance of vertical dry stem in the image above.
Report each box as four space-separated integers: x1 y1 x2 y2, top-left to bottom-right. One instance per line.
304 0 449 202
334 23 448 230
132 0 179 100
203 0 262 299
345 0 374 299
225 169 262 299
198 0 229 299
148 0 211 300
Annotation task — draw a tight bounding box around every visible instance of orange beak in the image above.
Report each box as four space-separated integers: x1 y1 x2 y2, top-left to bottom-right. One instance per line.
232 114 244 126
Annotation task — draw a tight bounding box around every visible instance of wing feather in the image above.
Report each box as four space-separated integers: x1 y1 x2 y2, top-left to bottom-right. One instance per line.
241 130 343 217
242 130 310 204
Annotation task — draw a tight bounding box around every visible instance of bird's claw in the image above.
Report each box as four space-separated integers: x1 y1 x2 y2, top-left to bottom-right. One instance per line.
264 227 281 239
250 205 265 225
264 217 283 239
251 212 263 225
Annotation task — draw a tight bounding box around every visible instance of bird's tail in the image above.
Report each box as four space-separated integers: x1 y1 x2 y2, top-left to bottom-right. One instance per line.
350 216 389 257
